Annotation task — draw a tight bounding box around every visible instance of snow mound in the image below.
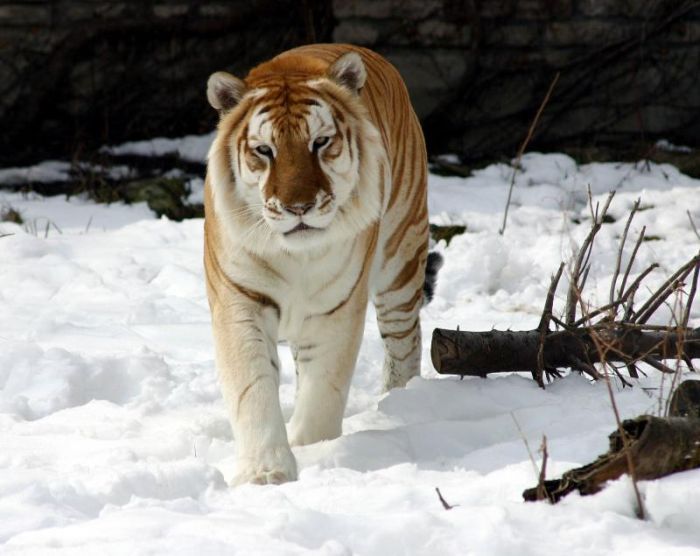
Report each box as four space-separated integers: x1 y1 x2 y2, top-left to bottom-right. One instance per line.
101 133 216 163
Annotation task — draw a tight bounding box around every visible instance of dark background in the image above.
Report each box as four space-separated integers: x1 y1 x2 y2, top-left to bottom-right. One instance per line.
3 0 700 166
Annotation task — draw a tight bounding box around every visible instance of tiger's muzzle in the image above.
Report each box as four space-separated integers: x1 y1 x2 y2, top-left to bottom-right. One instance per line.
263 192 337 239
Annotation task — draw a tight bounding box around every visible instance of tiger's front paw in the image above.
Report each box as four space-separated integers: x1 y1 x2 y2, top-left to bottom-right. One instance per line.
233 445 298 486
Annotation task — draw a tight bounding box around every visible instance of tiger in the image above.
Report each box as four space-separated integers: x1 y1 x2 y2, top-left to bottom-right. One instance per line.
204 43 434 485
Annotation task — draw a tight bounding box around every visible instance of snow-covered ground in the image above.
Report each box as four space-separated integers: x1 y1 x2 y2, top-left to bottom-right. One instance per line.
1 148 699 555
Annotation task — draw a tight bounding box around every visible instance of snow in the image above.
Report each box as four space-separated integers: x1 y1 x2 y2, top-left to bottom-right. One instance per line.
0 161 134 187
101 132 216 163
0 161 73 186
1 150 700 554
1 191 155 233
656 139 693 153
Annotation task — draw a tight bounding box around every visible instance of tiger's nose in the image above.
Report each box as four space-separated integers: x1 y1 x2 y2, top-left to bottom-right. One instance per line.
283 202 315 216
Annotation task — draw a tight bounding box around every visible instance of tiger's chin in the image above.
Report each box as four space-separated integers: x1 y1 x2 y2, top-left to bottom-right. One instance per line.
264 211 341 251
284 222 317 235
277 223 332 251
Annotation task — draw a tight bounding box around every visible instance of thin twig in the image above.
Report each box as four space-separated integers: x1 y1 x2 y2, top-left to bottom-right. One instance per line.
622 262 659 322
535 263 565 387
579 265 591 296
643 356 678 374
551 315 574 330
588 328 646 520
618 322 692 332
511 412 540 480
664 292 686 417
435 487 457 510
572 263 658 327
536 435 550 502
499 72 560 235
610 362 634 387
610 199 641 310
566 191 615 324
688 210 700 241
626 362 640 378
683 355 697 373
570 355 604 380
619 226 647 299
634 254 700 324
539 263 566 333
681 260 699 330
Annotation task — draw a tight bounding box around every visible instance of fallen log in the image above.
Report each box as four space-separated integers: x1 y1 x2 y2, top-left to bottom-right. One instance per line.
430 191 699 386
523 380 700 503
431 327 700 378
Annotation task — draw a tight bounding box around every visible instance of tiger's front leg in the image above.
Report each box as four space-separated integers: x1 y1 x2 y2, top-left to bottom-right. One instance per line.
211 296 297 485
287 295 367 447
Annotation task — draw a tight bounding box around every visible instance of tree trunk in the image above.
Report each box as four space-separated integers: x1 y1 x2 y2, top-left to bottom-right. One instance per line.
431 327 700 377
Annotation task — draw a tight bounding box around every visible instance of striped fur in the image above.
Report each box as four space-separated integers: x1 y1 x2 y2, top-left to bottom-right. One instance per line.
204 44 428 485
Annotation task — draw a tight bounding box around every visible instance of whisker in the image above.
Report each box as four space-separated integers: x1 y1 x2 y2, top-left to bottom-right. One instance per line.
222 202 265 213
221 205 265 219
238 217 268 245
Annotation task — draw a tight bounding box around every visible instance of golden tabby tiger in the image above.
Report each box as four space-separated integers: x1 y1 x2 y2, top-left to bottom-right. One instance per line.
204 44 429 484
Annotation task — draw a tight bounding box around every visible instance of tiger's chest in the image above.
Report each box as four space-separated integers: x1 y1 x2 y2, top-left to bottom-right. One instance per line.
246 235 374 342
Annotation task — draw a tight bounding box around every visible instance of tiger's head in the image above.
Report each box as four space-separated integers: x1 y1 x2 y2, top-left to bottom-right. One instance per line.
207 51 388 252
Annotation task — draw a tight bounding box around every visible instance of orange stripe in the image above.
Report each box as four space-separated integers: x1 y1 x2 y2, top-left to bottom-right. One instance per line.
205 230 280 316
380 317 419 341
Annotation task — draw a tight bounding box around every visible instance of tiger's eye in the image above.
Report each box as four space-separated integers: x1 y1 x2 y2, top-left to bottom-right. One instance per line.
313 136 330 151
255 144 273 157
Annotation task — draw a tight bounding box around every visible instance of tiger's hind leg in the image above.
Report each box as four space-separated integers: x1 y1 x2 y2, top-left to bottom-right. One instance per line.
373 247 428 392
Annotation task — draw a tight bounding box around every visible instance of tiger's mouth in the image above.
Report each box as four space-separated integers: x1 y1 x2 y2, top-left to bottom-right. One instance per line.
284 222 318 236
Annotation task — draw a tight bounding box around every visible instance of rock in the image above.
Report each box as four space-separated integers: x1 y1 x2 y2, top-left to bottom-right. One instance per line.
124 177 197 220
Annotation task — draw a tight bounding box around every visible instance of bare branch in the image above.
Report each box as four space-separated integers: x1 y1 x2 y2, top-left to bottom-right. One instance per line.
619 225 647 299
683 355 697 373
634 254 700 324
681 260 699 330
535 263 565 387
588 330 646 519
626 363 640 378
499 72 560 236
511 412 540 480
573 263 658 327
688 210 700 241
569 354 604 380
536 436 551 503
643 356 678 375
610 198 641 310
435 487 457 510
566 191 615 324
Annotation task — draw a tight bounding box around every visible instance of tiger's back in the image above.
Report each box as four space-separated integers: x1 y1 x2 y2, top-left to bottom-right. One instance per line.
204 44 429 484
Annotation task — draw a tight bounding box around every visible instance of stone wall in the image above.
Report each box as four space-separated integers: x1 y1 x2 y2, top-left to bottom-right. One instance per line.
3 0 700 164
0 0 331 165
334 0 700 158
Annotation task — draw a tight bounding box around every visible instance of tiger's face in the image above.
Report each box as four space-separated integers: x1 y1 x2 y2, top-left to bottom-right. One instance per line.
207 53 385 252
238 94 358 245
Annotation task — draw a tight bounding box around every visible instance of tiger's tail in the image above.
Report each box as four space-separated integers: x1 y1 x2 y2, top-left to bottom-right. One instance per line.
423 251 443 305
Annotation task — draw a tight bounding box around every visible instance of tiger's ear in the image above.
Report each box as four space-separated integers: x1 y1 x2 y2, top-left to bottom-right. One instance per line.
327 52 366 95
207 71 247 112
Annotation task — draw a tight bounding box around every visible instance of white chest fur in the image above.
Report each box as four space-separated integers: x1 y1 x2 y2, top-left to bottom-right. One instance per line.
224 233 371 343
